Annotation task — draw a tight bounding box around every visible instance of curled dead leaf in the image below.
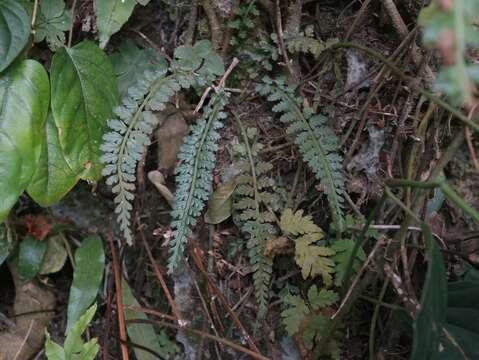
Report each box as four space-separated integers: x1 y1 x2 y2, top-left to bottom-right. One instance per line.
148 170 174 206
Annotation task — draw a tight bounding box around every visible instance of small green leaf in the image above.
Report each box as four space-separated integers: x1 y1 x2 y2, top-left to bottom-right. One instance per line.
308 286 339 309
331 239 366 286
17 236 48 281
110 39 167 97
51 41 119 180
0 0 31 72
64 304 99 358
205 181 236 224
95 0 148 48
122 280 178 359
34 0 71 50
410 224 447 360
281 294 309 336
0 60 50 220
45 332 65 360
39 235 68 275
27 114 80 206
66 235 105 331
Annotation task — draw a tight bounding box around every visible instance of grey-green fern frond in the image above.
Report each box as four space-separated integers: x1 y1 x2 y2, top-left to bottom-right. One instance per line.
233 121 278 318
257 77 346 233
168 90 230 273
100 69 198 244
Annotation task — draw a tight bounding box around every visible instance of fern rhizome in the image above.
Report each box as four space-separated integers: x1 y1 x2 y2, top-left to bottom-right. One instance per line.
167 90 230 273
232 121 279 318
257 77 346 233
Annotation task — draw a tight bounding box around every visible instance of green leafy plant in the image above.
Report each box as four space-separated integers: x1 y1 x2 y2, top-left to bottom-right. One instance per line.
168 90 229 273
287 26 338 59
232 124 279 318
34 0 71 50
257 77 346 233
280 208 336 285
67 235 105 331
102 40 224 244
281 285 341 359
45 304 99 360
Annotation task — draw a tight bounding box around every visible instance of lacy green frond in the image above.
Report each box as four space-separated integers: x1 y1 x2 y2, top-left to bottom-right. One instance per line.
287 36 338 58
232 121 279 318
100 69 198 244
257 77 346 233
167 91 230 273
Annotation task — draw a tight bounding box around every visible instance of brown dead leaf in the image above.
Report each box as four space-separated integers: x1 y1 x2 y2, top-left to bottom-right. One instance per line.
156 111 189 174
0 265 55 360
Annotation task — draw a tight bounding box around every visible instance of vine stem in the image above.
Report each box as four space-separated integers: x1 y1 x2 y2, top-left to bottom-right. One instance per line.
331 42 479 133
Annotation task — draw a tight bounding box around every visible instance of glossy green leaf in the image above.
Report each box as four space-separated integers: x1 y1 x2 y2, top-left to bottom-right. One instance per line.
0 0 31 72
27 114 79 207
205 180 236 224
96 0 150 49
410 224 447 360
122 280 178 359
17 236 48 281
34 0 71 51
39 235 68 274
50 41 119 180
66 235 105 331
0 60 50 220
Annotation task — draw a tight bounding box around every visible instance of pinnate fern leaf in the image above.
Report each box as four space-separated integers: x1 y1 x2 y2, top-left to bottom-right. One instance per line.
167 90 230 273
257 77 346 233
101 69 198 244
280 208 335 285
233 124 278 318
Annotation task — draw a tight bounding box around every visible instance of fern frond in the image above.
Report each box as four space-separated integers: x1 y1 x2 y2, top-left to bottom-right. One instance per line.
280 209 335 285
167 90 230 273
257 77 346 233
101 69 198 244
232 121 278 318
287 36 338 58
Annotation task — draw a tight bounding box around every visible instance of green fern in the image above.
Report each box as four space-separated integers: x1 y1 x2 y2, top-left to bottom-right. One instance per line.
101 40 223 245
101 69 197 244
232 123 278 318
167 90 230 273
280 208 335 285
281 285 341 359
257 77 346 233
287 36 338 58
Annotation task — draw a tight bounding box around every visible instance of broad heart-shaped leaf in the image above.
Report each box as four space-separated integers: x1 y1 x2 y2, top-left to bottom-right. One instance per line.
51 41 119 180
0 0 31 72
27 114 79 207
96 0 149 49
0 60 50 221
66 235 105 331
410 225 447 360
17 236 48 281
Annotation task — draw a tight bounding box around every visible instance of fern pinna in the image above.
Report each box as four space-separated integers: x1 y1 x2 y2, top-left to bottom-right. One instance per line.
257 77 346 233
233 122 278 318
167 90 230 273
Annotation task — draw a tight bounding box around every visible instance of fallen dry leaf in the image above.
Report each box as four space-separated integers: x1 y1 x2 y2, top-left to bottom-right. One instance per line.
156 111 189 174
